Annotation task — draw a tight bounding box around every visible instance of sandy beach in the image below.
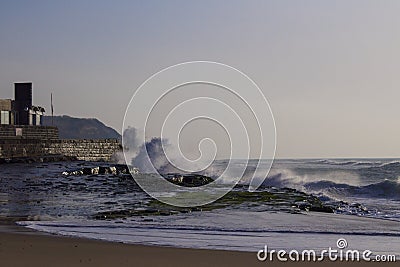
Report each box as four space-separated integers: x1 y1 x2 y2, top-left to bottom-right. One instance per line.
0 224 259 267
0 224 397 267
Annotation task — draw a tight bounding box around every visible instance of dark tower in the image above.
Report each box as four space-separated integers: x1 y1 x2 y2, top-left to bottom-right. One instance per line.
14 82 32 125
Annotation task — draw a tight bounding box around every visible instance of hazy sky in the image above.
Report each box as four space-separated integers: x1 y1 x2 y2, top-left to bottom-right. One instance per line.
1 0 400 159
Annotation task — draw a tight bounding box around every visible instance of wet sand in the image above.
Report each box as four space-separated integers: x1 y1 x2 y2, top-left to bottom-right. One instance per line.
0 225 397 267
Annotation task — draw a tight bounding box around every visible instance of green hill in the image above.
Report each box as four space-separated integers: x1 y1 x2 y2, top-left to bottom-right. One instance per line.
42 115 121 140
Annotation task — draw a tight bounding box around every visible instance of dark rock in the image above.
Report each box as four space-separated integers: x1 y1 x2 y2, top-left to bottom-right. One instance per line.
163 173 214 187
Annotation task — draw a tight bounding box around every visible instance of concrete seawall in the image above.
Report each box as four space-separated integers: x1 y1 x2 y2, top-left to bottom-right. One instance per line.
0 139 122 162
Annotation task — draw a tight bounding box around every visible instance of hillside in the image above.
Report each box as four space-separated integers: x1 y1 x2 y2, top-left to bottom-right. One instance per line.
42 115 121 140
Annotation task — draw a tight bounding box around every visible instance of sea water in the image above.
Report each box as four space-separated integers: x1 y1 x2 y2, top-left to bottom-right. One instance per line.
1 159 400 257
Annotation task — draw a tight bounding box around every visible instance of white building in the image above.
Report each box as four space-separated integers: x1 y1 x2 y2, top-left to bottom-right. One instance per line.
28 106 45 126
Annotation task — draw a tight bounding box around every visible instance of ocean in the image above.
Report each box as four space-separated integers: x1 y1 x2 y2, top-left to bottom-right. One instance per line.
1 159 400 258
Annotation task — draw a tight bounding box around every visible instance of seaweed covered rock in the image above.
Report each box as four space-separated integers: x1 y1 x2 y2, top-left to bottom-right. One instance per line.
92 186 340 220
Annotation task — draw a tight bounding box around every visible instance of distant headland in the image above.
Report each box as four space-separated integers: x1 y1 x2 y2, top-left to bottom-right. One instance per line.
42 115 121 140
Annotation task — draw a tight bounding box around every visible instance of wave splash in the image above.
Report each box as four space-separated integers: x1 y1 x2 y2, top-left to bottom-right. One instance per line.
255 168 400 201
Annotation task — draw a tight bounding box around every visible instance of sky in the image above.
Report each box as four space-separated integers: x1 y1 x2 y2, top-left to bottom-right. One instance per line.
1 0 400 159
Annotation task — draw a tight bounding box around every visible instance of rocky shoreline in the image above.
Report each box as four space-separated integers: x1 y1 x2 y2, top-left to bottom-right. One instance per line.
62 165 213 187
62 165 139 176
62 164 372 219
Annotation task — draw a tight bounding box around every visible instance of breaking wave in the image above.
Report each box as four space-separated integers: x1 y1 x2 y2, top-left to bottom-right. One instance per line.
309 159 383 167
310 159 359 166
253 167 400 201
305 179 400 200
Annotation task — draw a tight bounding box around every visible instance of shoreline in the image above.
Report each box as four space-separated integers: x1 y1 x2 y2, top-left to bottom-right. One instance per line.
0 223 397 267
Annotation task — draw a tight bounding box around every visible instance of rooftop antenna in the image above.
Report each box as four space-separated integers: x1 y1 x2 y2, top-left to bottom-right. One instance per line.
51 93 54 126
